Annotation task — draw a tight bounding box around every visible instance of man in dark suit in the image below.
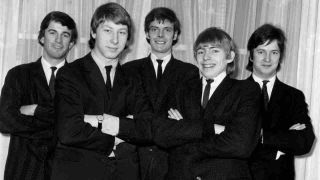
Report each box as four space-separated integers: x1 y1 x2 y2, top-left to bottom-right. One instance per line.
0 11 77 180
156 27 262 180
122 7 199 180
246 24 315 180
50 3 156 180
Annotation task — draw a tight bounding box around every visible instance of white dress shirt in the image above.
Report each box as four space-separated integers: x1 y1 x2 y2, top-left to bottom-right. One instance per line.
41 57 65 85
150 53 171 77
201 71 227 105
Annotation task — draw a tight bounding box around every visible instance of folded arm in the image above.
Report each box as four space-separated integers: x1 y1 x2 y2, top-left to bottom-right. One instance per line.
263 91 315 156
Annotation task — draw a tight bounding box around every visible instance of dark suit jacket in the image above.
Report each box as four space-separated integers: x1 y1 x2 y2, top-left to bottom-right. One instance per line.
122 56 199 180
51 53 153 180
156 76 261 180
0 59 58 180
248 76 315 180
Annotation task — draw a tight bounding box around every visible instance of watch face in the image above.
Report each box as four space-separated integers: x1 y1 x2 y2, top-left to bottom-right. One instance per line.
97 115 104 121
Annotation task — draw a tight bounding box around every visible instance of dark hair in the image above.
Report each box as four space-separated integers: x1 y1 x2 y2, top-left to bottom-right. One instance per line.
88 2 132 49
144 7 181 45
193 27 238 76
246 23 286 72
38 11 78 46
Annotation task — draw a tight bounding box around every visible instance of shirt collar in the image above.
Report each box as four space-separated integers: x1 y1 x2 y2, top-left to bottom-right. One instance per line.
41 56 65 84
150 53 171 68
202 71 227 87
91 51 118 70
41 56 65 69
252 73 276 89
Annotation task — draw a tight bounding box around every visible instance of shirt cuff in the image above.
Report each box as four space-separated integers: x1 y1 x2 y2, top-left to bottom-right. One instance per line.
101 116 119 136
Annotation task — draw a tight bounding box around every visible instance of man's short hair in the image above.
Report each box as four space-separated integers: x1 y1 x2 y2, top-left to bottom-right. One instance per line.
88 2 132 49
38 11 78 46
144 7 181 45
246 23 286 72
194 27 238 76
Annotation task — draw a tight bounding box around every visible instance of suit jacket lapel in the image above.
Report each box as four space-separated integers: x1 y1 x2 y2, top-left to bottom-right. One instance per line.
203 76 234 120
31 58 51 99
141 57 158 105
107 64 128 112
267 78 283 128
82 54 107 112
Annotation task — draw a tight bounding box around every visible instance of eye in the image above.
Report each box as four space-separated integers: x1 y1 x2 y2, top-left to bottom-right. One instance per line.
149 27 158 32
272 51 279 55
103 28 111 33
212 49 220 53
48 30 56 35
196 50 204 55
62 33 71 38
164 28 173 33
256 50 264 54
119 30 128 36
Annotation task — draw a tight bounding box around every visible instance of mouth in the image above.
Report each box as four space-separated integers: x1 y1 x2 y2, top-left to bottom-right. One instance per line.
202 64 216 68
261 64 272 68
107 47 118 52
52 45 63 49
154 40 166 45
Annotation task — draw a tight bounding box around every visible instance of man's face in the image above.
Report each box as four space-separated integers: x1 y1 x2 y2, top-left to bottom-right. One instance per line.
91 20 128 62
196 43 234 79
146 19 177 58
252 40 280 79
40 21 74 62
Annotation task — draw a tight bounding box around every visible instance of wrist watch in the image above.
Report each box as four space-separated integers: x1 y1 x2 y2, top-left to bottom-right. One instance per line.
97 115 104 130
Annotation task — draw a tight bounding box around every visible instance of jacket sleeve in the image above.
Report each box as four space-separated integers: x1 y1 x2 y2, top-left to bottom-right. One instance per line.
263 90 315 155
186 83 262 159
118 75 203 147
55 68 114 154
0 68 53 138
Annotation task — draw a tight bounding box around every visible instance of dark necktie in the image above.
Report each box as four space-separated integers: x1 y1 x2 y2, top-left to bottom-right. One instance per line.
49 66 57 97
262 80 269 110
202 79 214 108
156 59 163 82
105 65 112 98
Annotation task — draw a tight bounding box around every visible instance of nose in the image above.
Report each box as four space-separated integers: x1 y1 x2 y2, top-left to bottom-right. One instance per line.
55 35 62 43
111 32 119 44
157 29 163 37
264 52 271 62
204 51 210 61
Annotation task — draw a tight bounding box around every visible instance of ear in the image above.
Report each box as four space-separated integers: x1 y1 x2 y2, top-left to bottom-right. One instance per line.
40 36 45 45
90 29 96 39
226 51 235 63
173 31 178 40
68 41 75 50
249 56 254 62
146 32 150 40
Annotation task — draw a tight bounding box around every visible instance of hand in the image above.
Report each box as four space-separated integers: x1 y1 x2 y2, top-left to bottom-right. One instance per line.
126 115 133 119
20 104 38 116
289 123 306 130
101 114 119 136
214 124 225 134
84 115 98 127
168 108 183 121
275 150 285 160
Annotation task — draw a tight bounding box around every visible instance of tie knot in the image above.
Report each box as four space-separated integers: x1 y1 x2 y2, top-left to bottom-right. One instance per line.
105 65 112 73
262 80 269 85
206 79 214 84
51 66 57 72
156 59 163 65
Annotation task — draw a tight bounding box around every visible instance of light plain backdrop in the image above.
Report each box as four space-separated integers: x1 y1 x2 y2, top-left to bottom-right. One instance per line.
0 0 319 179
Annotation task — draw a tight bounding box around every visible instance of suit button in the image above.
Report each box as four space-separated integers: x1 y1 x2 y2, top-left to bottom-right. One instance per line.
195 176 201 180
149 148 153 152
